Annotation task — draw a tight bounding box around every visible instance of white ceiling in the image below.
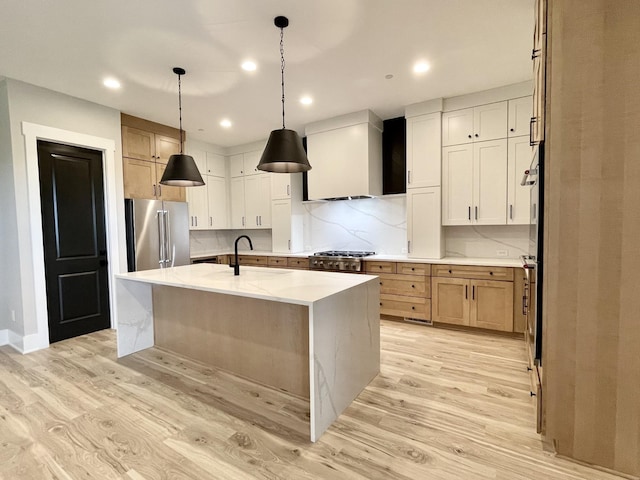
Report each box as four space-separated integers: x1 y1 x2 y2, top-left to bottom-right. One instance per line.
0 0 534 147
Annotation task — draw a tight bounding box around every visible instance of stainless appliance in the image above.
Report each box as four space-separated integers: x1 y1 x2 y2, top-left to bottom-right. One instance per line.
309 251 376 272
125 199 190 271
521 141 544 365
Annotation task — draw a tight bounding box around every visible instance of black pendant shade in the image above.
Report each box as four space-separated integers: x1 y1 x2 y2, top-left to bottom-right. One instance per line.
258 128 311 173
257 16 312 174
161 153 205 186
159 67 205 187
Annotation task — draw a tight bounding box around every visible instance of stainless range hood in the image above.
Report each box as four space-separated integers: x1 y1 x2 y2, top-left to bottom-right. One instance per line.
305 110 383 200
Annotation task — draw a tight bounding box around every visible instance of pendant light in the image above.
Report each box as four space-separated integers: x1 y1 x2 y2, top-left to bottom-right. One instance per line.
257 16 311 173
160 67 205 186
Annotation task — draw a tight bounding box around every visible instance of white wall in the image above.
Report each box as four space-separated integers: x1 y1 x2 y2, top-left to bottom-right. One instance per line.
0 80 19 334
4 78 125 348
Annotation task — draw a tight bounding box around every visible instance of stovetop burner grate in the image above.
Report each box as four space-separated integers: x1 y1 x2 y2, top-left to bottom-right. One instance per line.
313 250 376 258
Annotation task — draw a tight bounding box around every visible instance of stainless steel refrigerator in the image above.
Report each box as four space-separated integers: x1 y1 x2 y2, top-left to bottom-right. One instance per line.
124 199 190 271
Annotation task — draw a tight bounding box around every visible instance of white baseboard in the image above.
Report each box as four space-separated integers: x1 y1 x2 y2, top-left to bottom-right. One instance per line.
0 329 8 346
0 330 47 354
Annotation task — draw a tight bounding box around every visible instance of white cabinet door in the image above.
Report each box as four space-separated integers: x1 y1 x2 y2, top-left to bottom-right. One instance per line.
473 102 508 142
407 187 443 258
230 176 245 228
230 154 244 177
407 112 441 188
442 144 474 225
507 136 533 224
244 174 271 228
187 184 208 230
474 139 507 225
271 199 292 253
271 173 291 200
206 176 228 229
243 150 262 176
508 97 533 137
442 108 474 146
206 152 226 177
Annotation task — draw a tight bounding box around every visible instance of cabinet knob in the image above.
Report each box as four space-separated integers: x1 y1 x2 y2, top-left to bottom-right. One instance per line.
379 302 382 306
411 285 415 288
411 267 415 271
379 265 382 269
475 134 479 137
411 306 415 310
379 282 382 285
468 134 472 139
510 128 515 132
489 271 493 275
448 269 452 274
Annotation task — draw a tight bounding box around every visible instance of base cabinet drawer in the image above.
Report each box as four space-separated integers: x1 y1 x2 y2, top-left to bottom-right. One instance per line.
365 261 397 274
380 294 430 320
268 256 289 268
397 262 431 276
287 257 309 269
379 274 429 298
238 255 268 266
432 264 513 281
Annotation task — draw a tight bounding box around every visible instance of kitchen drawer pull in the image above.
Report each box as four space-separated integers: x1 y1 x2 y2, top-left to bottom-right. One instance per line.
411 285 415 288
448 269 452 274
411 306 415 310
489 271 493 275
465 285 468 299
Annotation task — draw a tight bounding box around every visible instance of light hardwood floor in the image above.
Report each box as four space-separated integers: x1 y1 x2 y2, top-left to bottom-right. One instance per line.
0 320 629 480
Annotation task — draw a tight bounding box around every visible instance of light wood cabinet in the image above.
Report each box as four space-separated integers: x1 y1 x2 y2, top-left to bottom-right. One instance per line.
442 101 508 146
406 112 441 189
442 139 507 225
121 115 186 201
432 266 515 332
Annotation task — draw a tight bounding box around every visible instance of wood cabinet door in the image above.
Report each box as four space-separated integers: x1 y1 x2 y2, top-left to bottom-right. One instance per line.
155 163 186 202
473 101 508 142
406 112 441 188
154 135 180 164
431 277 470 326
442 145 473 225
206 176 228 229
442 108 474 146
507 136 533 224
123 157 156 199
508 97 533 137
473 139 507 225
122 127 155 162
470 280 514 331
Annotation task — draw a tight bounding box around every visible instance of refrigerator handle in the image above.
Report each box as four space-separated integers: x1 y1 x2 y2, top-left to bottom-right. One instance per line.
164 210 172 267
157 210 165 267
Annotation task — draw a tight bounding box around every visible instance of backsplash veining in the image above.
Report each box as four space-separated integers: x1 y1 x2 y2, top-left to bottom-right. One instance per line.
190 229 272 256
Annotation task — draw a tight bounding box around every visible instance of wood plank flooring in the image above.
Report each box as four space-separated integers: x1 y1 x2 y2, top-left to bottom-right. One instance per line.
0 320 630 479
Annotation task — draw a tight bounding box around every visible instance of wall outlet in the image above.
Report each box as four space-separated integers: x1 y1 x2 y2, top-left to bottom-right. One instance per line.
10 309 16 322
496 249 509 257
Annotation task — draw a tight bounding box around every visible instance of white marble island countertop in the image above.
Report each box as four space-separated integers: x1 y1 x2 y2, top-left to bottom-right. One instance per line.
115 263 377 306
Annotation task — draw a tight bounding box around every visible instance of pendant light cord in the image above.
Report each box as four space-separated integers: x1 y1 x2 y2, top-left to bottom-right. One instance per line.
280 26 286 129
177 73 184 154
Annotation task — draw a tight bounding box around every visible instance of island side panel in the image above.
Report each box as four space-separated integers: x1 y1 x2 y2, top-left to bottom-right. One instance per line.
115 278 155 357
309 278 380 442
152 285 311 399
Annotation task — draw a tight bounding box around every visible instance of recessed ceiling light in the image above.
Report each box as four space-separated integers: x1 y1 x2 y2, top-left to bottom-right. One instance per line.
413 62 430 74
300 96 313 105
220 119 232 128
241 61 257 72
103 77 121 89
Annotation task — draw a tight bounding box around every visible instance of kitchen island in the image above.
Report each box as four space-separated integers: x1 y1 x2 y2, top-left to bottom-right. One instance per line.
114 263 380 442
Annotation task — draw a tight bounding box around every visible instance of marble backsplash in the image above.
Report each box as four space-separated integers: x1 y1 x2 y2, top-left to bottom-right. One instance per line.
189 196 530 260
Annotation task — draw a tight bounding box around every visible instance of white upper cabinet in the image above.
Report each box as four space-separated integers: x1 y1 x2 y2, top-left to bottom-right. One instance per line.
406 112 441 189
507 136 533 224
508 97 533 138
230 153 244 177
442 139 507 225
187 148 218 230
205 152 226 177
243 150 262 176
206 176 228 229
407 186 444 259
244 174 272 228
271 199 292 253
271 173 292 200
442 101 508 146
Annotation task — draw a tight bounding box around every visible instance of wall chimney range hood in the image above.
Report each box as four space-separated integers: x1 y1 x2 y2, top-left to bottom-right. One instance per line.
305 110 383 201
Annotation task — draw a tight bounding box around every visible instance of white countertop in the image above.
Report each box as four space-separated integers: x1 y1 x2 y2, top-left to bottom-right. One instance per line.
191 251 523 268
115 263 377 306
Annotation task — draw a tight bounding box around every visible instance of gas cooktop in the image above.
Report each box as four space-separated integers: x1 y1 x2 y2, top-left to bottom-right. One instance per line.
313 251 376 258
309 251 376 272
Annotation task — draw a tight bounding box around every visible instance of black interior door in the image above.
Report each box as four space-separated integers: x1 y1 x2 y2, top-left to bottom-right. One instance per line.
38 140 111 343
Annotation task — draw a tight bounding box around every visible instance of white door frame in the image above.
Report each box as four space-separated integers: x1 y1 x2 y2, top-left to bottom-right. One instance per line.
22 122 124 352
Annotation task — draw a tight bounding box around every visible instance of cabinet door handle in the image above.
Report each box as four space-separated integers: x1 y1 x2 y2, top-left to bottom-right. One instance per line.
288 239 291 251
475 206 478 220
259 215 262 226
465 285 468 299
407 170 411 185
158 185 162 197
468 206 471 220
210 216 212 226
195 216 197 227
153 184 157 197
242 216 245 227
408 240 411 253
510 204 513 220
529 117 538 146
287 184 290 196
472 285 475 300
256 215 259 226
